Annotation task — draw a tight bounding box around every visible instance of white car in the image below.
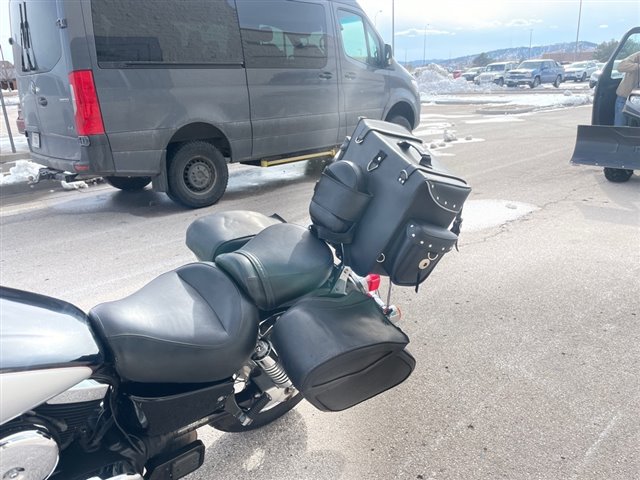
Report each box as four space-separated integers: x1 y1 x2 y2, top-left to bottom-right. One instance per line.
564 61 599 82
474 62 518 86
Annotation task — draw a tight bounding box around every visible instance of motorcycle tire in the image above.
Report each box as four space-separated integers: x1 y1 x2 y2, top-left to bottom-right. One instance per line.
210 393 304 433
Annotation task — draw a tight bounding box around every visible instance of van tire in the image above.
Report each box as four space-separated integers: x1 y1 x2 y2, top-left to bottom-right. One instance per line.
105 176 152 191
530 76 541 88
387 115 412 131
168 141 229 208
553 75 562 88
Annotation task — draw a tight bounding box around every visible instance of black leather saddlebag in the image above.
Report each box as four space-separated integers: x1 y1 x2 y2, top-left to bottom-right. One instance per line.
186 211 283 261
271 291 415 412
319 118 471 285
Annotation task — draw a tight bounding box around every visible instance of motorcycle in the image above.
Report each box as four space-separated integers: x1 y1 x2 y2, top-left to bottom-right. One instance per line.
1 120 470 480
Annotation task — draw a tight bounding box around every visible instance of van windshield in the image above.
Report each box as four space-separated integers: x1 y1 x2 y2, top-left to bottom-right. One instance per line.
9 0 61 73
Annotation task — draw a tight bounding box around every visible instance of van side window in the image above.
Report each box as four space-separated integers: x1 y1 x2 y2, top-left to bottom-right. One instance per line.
338 10 381 66
237 1 327 69
9 0 61 72
91 0 243 66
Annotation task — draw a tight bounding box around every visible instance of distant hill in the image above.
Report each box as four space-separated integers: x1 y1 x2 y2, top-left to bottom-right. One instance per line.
406 41 598 68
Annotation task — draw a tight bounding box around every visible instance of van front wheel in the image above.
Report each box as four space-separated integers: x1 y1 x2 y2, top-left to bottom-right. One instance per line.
387 115 412 131
168 141 229 208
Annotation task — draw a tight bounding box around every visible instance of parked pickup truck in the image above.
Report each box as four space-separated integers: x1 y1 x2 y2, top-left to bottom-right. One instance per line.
505 59 564 88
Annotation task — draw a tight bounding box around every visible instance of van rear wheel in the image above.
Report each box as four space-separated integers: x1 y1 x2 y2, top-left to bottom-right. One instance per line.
168 141 229 208
105 176 152 191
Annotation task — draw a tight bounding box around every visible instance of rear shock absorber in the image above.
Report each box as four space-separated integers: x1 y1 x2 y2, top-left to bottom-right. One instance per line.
252 340 293 389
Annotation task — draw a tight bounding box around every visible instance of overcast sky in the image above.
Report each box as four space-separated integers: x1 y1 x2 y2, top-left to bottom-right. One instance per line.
1 0 638 66
359 0 639 62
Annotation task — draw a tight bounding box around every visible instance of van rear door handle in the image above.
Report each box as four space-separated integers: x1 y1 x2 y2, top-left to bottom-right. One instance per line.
319 71 333 79
345 72 356 80
38 96 48 106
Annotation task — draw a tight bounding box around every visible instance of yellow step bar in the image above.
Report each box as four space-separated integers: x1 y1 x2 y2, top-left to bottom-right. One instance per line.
260 149 337 167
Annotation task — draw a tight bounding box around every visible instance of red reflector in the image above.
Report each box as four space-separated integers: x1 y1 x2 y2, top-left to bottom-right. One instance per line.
69 70 105 136
366 274 381 292
73 164 90 172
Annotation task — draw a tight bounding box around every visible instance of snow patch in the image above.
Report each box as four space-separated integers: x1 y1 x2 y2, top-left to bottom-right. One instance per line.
0 160 43 185
462 199 538 232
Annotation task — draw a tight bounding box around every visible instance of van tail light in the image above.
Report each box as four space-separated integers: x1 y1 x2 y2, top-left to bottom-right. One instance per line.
365 274 381 292
68 70 105 136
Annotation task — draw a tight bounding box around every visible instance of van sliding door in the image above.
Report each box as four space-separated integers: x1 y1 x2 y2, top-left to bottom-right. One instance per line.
237 0 340 159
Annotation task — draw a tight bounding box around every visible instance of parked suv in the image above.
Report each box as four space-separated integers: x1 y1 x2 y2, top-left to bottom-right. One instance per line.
474 62 517 86
9 0 420 208
563 60 598 82
505 59 564 88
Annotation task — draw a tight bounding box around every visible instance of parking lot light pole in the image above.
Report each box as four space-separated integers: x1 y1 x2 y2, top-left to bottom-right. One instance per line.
391 0 395 54
575 0 583 61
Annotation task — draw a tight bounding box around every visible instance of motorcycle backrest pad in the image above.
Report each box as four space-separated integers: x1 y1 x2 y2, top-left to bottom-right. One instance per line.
186 210 283 261
216 223 334 311
271 291 415 412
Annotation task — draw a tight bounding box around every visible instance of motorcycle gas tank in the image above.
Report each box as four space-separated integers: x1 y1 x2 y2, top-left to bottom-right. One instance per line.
0 286 103 373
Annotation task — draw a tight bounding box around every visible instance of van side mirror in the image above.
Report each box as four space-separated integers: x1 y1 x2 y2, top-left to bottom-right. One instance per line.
384 44 393 66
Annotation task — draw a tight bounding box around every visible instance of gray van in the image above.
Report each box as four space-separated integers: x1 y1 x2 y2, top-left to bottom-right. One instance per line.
9 0 421 207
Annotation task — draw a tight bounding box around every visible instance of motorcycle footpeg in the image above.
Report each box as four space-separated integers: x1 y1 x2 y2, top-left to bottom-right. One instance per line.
244 392 272 424
145 440 205 480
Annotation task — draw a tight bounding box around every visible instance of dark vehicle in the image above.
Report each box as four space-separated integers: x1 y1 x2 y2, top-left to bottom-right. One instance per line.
570 27 640 182
8 0 420 207
505 59 564 88
0 121 470 480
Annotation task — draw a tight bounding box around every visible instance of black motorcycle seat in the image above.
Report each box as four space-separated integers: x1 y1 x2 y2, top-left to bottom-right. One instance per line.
88 263 259 384
216 223 334 311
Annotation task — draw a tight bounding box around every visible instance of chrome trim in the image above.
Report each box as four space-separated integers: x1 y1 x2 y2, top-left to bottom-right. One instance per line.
47 379 109 405
0 430 59 480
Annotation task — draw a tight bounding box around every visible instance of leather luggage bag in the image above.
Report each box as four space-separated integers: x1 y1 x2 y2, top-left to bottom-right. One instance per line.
271 291 415 412
337 119 472 283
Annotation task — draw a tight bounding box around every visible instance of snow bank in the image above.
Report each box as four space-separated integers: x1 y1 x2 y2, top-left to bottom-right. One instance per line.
0 160 43 185
414 63 592 110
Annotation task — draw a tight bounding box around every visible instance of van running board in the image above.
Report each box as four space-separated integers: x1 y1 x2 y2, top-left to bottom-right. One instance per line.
260 149 337 167
36 167 79 183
